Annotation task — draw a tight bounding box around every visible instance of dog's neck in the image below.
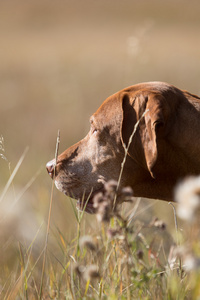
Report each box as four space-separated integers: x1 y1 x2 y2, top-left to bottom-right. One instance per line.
168 102 200 172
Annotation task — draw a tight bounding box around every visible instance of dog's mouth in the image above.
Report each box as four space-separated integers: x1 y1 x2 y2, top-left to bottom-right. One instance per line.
54 177 105 214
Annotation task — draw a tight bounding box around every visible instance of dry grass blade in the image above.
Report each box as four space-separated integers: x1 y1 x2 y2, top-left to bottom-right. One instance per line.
127 197 141 226
39 130 60 300
168 202 183 274
113 109 149 210
0 167 42 224
0 146 29 204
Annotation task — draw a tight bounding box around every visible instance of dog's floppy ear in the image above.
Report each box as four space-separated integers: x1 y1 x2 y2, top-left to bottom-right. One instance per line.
121 92 169 178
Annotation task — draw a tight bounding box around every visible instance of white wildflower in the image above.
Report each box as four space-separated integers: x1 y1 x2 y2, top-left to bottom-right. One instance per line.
175 246 200 272
175 176 200 222
183 254 200 272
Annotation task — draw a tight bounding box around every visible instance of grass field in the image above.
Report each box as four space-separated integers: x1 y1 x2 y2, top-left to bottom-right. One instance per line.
0 0 200 298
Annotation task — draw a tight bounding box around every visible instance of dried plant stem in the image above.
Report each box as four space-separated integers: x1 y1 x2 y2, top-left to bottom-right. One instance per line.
168 203 178 235
113 110 149 210
39 130 60 300
0 146 29 204
168 202 182 274
0 167 42 224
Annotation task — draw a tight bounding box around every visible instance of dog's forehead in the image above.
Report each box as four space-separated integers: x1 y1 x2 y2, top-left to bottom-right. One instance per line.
93 91 122 121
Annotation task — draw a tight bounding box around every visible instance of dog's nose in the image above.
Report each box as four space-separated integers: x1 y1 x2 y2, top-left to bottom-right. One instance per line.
46 159 56 179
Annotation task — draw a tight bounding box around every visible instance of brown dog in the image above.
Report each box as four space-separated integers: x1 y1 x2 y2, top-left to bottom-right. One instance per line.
46 82 200 213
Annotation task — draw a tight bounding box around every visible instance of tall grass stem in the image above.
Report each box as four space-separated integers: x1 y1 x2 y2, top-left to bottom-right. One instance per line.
0 147 29 204
113 110 149 210
39 130 60 299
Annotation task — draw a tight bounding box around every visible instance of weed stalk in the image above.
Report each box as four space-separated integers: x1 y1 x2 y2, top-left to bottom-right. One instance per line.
113 109 149 210
39 130 60 299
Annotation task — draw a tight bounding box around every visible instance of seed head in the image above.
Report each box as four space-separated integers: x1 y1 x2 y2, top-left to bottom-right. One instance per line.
84 264 100 281
73 263 85 277
93 192 104 209
96 201 112 223
121 186 133 197
104 180 118 194
154 219 166 230
136 249 144 260
79 235 96 251
107 228 121 239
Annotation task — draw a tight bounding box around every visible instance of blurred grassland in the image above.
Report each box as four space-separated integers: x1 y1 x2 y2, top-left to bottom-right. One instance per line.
0 0 200 296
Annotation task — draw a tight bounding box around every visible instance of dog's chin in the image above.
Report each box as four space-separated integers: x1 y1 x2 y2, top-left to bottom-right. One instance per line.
55 179 103 214
54 179 66 193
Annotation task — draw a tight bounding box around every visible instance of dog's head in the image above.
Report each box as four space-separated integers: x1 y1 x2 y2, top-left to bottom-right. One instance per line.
46 82 180 212
46 93 125 213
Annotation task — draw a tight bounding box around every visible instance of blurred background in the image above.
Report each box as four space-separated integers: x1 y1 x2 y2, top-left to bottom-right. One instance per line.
0 0 200 281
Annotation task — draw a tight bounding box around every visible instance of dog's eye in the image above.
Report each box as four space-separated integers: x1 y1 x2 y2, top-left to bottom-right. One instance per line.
92 128 98 135
90 117 98 135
